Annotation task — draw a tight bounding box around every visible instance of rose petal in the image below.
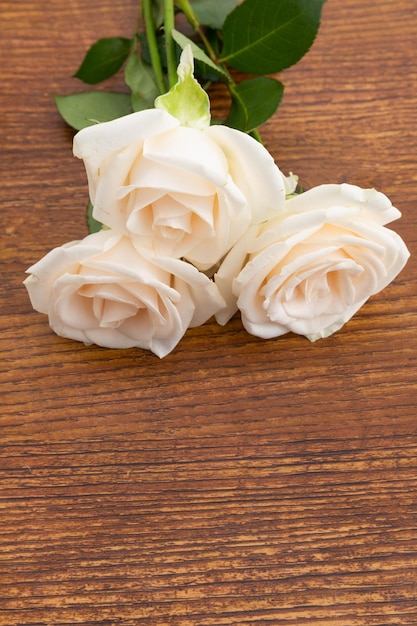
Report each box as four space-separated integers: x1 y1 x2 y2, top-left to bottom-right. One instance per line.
205 125 287 222
73 109 180 199
284 184 402 225
231 183 410 342
143 126 230 188
24 230 225 357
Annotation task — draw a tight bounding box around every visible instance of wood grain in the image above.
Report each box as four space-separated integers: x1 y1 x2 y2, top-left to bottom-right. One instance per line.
1 0 417 624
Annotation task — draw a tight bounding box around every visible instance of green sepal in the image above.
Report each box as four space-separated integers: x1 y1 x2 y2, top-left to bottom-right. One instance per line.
54 92 132 130
226 77 284 133
73 37 132 84
155 46 210 128
86 201 104 234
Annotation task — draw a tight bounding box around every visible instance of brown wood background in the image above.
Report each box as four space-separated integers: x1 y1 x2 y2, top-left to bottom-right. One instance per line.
1 0 417 624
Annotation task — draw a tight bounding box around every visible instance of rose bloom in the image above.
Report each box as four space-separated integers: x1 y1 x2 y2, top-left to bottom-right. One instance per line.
215 183 410 340
73 108 288 271
24 229 225 357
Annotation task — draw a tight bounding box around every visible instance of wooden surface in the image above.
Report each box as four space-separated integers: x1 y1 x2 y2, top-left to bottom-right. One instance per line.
1 0 417 624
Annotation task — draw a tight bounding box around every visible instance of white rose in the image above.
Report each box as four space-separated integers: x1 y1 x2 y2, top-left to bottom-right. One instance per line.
215 183 410 340
24 230 225 357
73 108 288 271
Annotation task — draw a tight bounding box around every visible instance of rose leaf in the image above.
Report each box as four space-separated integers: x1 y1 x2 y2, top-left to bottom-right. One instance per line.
73 37 132 85
124 51 159 111
220 0 326 74
226 77 284 133
54 92 133 130
191 0 239 30
171 29 230 81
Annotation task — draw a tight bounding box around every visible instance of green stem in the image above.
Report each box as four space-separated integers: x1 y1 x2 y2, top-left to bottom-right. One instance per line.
250 128 263 143
175 0 218 62
142 0 166 94
164 0 178 88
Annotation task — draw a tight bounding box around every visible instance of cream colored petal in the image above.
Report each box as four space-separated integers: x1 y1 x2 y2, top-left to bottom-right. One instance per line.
214 225 260 325
284 184 401 226
205 125 287 222
143 126 229 187
73 108 179 189
152 255 225 327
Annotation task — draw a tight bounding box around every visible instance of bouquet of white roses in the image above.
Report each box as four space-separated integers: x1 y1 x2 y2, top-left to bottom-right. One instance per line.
24 0 409 357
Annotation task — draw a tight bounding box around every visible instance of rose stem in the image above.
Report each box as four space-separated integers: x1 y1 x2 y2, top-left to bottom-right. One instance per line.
164 0 178 88
142 0 166 94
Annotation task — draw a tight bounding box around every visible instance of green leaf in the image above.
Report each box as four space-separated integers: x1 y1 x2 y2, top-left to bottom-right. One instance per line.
191 0 239 29
171 29 230 81
220 0 326 74
124 51 159 111
54 92 132 130
152 0 165 28
226 77 284 133
86 201 103 234
73 37 132 84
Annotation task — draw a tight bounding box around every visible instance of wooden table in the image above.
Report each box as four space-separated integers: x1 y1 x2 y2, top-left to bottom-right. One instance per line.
1 1 416 624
